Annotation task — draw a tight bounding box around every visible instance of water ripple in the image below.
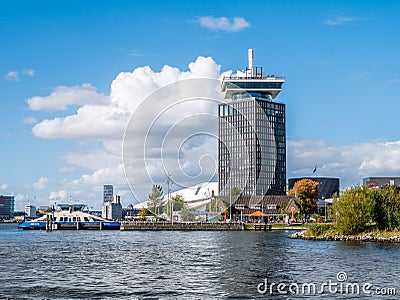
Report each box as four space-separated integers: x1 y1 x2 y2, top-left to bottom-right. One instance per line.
1 225 400 299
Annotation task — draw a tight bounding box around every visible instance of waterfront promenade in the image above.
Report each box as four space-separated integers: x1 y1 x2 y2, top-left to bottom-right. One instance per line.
120 221 303 231
120 221 244 231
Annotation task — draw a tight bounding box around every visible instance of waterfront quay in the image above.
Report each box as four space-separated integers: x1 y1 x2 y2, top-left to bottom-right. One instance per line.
120 221 244 231
120 221 303 231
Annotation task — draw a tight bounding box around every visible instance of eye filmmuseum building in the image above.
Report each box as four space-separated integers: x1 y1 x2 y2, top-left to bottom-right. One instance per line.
218 49 286 198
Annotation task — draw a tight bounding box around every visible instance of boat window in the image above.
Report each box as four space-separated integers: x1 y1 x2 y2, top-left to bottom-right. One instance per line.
73 217 77 222
84 217 89 222
69 218 72 222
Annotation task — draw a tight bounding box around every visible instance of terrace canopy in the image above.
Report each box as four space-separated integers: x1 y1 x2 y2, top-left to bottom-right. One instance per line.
249 211 268 217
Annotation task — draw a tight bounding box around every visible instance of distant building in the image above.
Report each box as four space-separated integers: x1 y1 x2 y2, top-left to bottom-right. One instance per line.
103 185 113 203
25 204 36 218
0 195 15 219
122 204 141 220
169 181 219 211
102 194 122 220
288 177 340 199
363 177 400 189
37 205 51 214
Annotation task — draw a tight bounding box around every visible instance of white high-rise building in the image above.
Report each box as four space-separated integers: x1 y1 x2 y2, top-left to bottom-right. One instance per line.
25 204 36 218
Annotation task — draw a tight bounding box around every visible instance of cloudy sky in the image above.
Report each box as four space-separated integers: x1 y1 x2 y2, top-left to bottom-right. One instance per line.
1 0 400 210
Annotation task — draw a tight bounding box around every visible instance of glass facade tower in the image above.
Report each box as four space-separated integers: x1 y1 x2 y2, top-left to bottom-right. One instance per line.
218 49 286 198
103 185 113 203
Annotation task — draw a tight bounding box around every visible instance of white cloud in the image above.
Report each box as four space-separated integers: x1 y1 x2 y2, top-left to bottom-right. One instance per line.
33 177 49 190
324 16 356 26
195 16 250 32
58 167 75 173
27 83 109 112
49 190 68 201
22 116 37 124
288 139 400 188
0 183 9 190
130 50 143 57
22 69 35 76
32 56 225 141
4 71 19 81
32 105 129 140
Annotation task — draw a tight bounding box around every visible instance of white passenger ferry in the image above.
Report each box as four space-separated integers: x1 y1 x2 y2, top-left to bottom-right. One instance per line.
19 203 120 230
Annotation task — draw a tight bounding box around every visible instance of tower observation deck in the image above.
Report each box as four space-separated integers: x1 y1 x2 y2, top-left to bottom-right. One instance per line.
221 49 285 100
218 49 286 198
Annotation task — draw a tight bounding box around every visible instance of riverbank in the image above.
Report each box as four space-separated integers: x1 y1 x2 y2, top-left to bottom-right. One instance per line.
289 229 400 243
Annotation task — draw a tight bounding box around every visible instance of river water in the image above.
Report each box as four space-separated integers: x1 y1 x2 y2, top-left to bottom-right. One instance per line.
1 223 399 299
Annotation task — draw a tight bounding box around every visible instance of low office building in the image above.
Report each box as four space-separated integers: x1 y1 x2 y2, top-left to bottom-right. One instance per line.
0 195 15 220
363 177 400 189
288 177 340 199
233 195 299 222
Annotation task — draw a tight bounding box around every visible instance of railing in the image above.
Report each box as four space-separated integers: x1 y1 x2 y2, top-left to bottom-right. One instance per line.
223 75 285 81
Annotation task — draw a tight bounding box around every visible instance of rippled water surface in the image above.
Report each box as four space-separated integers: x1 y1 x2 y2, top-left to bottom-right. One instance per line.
1 223 400 299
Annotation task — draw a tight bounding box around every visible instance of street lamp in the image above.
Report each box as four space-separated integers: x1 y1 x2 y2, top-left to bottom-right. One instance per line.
165 172 173 223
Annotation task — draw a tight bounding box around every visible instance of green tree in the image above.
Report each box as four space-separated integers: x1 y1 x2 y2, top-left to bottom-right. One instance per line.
330 185 370 234
138 207 147 221
147 184 164 215
181 202 194 222
164 194 185 216
288 178 319 218
368 185 400 230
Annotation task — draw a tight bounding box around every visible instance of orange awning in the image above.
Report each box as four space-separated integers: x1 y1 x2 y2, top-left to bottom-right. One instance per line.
249 211 268 217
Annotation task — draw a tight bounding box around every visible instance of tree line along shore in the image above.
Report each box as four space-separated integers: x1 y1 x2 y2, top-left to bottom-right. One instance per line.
292 184 400 242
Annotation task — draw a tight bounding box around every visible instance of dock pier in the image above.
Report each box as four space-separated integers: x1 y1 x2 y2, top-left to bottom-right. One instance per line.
253 224 272 231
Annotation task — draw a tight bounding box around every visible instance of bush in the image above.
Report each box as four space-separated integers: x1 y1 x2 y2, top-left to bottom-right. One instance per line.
307 223 335 236
329 185 370 235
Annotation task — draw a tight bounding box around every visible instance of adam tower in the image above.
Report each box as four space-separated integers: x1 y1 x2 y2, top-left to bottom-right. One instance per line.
218 49 286 198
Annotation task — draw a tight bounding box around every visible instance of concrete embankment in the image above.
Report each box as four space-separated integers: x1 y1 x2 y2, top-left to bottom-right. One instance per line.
120 222 244 231
289 231 400 243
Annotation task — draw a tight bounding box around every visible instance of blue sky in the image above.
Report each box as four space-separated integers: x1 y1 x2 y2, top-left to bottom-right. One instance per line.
1 0 400 210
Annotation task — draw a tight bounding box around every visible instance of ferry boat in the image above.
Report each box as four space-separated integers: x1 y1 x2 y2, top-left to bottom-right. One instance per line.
18 203 120 230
